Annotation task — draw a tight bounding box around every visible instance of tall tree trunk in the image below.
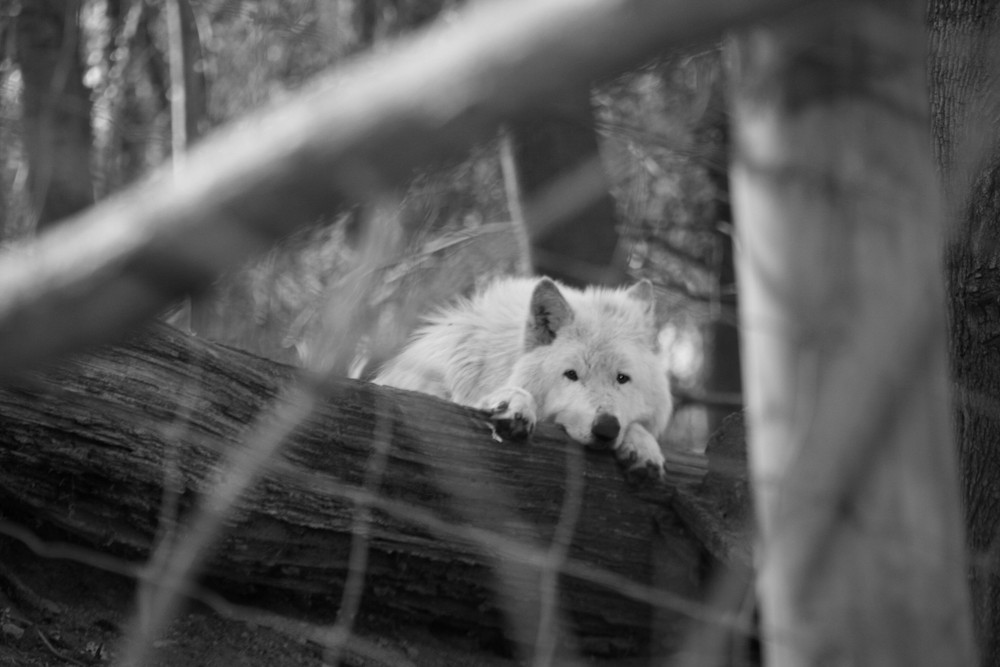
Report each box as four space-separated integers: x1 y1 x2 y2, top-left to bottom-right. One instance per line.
930 1 1000 662
698 69 743 436
729 1 976 665
506 92 628 287
164 0 208 152
13 0 93 231
163 0 214 337
353 0 382 46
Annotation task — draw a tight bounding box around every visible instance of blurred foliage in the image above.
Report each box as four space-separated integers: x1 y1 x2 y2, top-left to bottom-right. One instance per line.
600 53 724 314
203 0 354 116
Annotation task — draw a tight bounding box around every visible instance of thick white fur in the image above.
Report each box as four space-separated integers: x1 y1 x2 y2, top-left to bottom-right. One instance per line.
374 277 673 474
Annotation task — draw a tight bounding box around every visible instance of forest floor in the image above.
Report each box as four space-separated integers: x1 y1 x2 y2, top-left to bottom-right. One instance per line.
0 537 527 667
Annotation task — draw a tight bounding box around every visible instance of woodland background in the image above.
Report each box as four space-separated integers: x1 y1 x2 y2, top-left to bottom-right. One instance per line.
0 1 996 666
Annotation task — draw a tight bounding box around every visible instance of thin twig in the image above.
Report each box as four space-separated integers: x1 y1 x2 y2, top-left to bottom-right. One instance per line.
532 444 585 667
133 361 204 650
35 627 86 667
323 400 393 666
115 379 322 667
0 517 413 666
164 0 189 165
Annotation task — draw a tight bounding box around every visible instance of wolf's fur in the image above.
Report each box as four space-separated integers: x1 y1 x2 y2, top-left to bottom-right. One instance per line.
374 277 673 475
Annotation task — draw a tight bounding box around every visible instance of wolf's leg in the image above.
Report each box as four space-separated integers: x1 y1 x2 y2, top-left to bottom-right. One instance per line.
478 386 537 440
616 423 666 480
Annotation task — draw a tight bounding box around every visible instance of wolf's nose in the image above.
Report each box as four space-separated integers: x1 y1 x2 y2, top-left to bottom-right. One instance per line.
591 414 620 444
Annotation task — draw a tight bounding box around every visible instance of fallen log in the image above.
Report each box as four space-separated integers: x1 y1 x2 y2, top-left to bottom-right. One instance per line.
0 324 750 656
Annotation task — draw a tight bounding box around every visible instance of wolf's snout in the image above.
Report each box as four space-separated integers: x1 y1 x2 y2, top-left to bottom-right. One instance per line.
591 414 621 445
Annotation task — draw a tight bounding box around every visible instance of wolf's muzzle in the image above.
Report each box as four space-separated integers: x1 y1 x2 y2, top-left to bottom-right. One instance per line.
590 414 621 447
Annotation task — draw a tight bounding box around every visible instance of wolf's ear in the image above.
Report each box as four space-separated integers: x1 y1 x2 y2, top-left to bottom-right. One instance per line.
526 278 573 348
625 279 655 314
626 279 660 345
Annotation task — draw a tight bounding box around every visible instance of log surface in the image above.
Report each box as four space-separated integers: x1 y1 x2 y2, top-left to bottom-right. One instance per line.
0 324 750 655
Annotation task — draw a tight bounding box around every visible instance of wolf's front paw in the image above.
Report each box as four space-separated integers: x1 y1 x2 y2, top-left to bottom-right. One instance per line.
615 423 666 482
480 387 537 441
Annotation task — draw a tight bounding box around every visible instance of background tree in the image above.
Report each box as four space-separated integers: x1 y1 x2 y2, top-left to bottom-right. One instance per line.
691 56 742 436
11 0 93 231
930 0 1000 662
505 91 629 287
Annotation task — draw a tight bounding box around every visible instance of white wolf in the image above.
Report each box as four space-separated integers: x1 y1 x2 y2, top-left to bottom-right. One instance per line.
374 277 673 478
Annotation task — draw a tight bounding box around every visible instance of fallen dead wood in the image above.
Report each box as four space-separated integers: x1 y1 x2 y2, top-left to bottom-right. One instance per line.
0 324 750 656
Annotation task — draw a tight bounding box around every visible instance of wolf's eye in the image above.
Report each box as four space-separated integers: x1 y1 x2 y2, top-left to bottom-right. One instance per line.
564 370 579 381
616 373 631 385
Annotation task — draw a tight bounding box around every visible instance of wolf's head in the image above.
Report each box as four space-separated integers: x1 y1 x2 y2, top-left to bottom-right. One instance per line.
513 278 673 448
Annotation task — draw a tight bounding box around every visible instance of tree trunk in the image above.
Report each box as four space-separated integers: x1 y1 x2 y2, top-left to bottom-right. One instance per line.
729 1 976 665
164 0 215 337
0 324 749 658
698 69 743 436
13 0 93 230
505 92 628 287
168 0 208 150
930 1 1000 662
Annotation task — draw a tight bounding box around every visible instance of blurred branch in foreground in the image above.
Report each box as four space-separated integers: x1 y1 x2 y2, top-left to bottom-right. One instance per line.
730 1 976 664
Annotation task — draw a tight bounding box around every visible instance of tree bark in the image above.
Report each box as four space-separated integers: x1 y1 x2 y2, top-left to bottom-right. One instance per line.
0 324 748 658
930 1 1000 662
729 1 975 665
12 0 94 230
